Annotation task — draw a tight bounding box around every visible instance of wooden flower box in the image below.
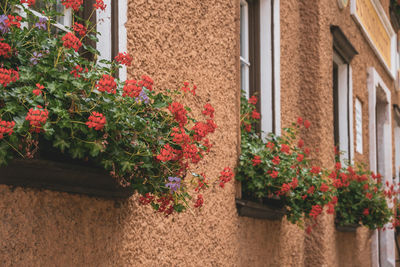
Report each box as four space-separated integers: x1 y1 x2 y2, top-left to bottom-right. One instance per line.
235 198 286 220
0 159 134 198
335 222 360 232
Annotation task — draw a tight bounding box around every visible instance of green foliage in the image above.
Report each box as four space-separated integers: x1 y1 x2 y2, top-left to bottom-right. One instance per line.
333 160 393 230
236 92 335 225
0 0 219 215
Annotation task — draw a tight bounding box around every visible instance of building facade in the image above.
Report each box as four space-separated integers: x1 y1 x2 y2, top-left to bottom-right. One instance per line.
1 0 400 266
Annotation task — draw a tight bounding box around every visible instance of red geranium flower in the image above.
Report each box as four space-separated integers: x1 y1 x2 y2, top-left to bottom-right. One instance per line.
252 155 261 166
248 96 257 105
33 83 44 96
73 22 86 36
62 32 82 52
86 111 106 131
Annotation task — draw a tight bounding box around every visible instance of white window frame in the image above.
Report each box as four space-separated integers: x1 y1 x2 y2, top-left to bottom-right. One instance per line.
240 0 250 98
260 0 280 136
239 0 280 136
17 2 72 32
367 67 395 267
333 52 354 163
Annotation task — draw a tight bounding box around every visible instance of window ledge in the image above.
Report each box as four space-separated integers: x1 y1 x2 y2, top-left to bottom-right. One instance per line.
235 198 285 220
0 159 134 198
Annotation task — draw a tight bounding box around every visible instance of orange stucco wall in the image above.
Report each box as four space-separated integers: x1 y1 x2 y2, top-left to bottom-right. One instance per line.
1 0 399 266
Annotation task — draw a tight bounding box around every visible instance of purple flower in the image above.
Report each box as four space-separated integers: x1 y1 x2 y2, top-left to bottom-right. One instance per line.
30 51 43 65
135 89 149 104
165 177 181 192
0 15 9 34
35 17 47 30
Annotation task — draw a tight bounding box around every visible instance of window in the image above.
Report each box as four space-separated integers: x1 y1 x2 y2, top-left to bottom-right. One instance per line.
18 0 128 79
332 52 351 161
331 26 357 162
240 0 280 135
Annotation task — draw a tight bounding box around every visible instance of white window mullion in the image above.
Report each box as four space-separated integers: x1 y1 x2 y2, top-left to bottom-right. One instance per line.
118 0 128 81
260 0 272 135
240 0 250 98
97 2 112 62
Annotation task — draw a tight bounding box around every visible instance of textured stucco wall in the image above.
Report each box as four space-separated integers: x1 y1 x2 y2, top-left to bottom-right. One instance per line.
0 0 398 266
280 0 397 266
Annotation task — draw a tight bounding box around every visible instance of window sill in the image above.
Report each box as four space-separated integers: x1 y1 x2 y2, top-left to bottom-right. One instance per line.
235 198 285 220
0 159 134 198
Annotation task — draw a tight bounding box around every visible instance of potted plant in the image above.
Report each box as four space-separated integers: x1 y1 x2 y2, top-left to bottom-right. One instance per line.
0 0 233 215
236 93 335 230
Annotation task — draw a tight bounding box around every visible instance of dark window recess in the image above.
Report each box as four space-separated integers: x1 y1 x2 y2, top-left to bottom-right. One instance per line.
331 25 357 158
248 0 261 132
333 62 340 147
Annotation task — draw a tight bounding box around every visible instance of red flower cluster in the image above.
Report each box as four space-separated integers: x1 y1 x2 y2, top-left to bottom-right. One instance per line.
296 153 304 162
168 102 187 127
70 65 88 78
25 105 49 133
270 170 278 178
93 0 106 10
243 122 251 132
5 15 22 28
171 127 190 144
62 32 82 52
114 52 133 66
219 167 234 188
202 103 215 118
182 143 201 163
252 155 261 166
192 120 216 141
309 204 322 219
156 194 174 216
139 193 154 205
310 166 321 174
251 109 260 119
20 0 36 6
272 155 280 165
138 75 154 91
122 80 141 98
248 95 257 105
96 74 117 94
86 112 106 131
298 139 304 148
0 120 15 139
297 117 311 129
61 0 83 11
156 144 180 162
280 144 291 154
0 67 19 87
194 194 204 208
33 83 44 96
180 82 196 95
0 41 11 58
72 23 86 36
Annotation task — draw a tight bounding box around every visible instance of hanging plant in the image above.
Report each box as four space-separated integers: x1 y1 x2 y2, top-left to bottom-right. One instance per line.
236 93 335 231
332 155 394 230
0 0 233 215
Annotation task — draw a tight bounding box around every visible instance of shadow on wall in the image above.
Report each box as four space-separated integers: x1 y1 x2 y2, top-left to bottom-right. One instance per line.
0 186 131 266
237 217 305 267
336 228 373 267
